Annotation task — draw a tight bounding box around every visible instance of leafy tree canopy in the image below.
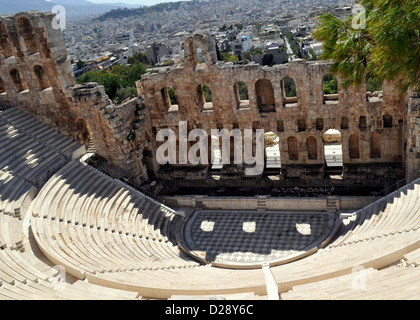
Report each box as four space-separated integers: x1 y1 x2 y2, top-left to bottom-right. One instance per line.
77 61 146 103
313 0 419 92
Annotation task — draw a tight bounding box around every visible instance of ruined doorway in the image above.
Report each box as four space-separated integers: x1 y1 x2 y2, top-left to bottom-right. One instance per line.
34 65 49 90
255 79 275 112
323 129 343 174
287 136 298 161
210 135 223 170
264 132 281 170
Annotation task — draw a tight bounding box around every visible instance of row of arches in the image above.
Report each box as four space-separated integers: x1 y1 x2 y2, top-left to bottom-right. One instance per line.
286 136 318 161
159 74 342 113
0 17 39 58
155 130 382 168
286 133 381 162
0 65 50 94
208 132 381 164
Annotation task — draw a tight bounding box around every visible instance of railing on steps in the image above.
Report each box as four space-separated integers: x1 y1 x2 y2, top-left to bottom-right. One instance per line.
372 178 408 198
121 176 165 205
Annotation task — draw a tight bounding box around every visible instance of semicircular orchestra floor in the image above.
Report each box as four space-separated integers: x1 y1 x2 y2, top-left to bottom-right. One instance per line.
179 210 338 269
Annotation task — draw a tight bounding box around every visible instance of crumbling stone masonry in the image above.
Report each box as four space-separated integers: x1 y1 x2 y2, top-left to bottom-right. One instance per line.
135 31 418 187
0 13 419 189
0 12 144 184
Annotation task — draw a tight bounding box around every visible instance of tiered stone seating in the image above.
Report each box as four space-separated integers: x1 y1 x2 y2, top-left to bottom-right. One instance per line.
29 158 420 299
31 160 200 279
281 266 420 300
0 191 140 300
0 107 140 300
0 107 84 189
30 161 270 299
86 265 267 299
0 170 36 218
272 178 420 299
329 182 420 246
1 106 420 300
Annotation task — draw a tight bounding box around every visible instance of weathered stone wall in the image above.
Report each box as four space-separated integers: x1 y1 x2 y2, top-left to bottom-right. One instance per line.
136 32 409 184
1 12 418 188
0 12 147 184
0 12 77 138
70 83 149 184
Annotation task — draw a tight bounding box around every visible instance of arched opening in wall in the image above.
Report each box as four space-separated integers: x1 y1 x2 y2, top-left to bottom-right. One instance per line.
349 134 360 159
383 115 393 128
210 135 223 170
307 136 317 160
316 118 324 131
255 79 275 112
340 117 349 129
161 87 178 112
202 84 213 110
282 77 297 107
297 118 306 132
167 87 178 112
323 129 343 172
287 136 298 161
0 77 5 95
75 118 92 148
234 81 249 109
17 17 38 55
265 132 281 169
196 84 205 109
366 74 383 102
10 69 26 92
323 74 338 104
160 88 169 108
359 116 367 129
193 41 205 65
370 132 381 159
277 120 284 132
34 65 49 90
0 22 13 58
197 84 213 111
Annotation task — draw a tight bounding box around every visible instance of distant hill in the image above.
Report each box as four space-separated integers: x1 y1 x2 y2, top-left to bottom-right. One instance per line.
0 0 143 18
0 0 53 15
52 0 95 5
96 1 186 21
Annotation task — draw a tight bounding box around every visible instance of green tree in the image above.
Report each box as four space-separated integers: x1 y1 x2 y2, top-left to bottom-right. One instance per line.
77 61 147 102
237 81 249 100
366 74 383 92
323 75 338 94
115 86 138 105
313 0 420 92
221 52 239 62
250 46 264 55
284 77 296 97
76 60 86 69
128 52 150 65
168 87 177 105
202 84 212 102
228 55 239 63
